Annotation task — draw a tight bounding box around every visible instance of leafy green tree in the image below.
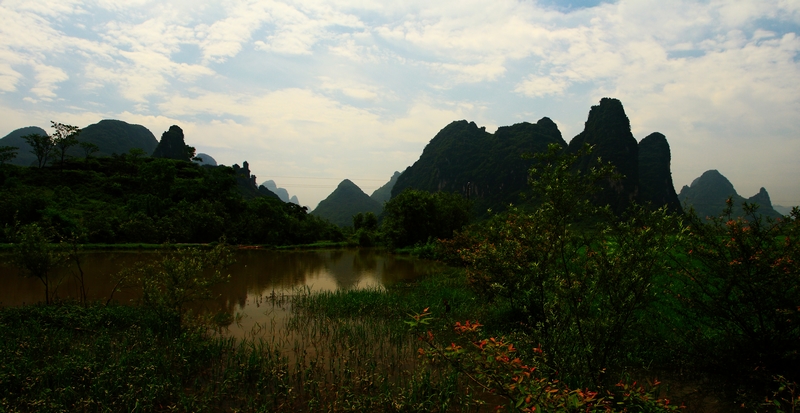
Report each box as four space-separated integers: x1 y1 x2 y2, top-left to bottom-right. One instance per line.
123 243 234 322
667 200 800 395
128 147 146 159
0 146 17 165
8 223 66 304
446 144 679 386
51 122 80 169
79 141 99 159
382 189 470 248
22 133 54 168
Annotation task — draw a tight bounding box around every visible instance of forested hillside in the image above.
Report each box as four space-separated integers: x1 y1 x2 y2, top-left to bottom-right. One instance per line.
0 157 341 245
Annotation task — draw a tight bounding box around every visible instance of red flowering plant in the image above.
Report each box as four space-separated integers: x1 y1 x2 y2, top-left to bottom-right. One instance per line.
409 310 680 412
669 199 800 402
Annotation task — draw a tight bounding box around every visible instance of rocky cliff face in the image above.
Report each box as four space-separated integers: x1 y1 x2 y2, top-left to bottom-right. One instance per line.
568 97 639 214
679 170 782 219
637 132 682 213
152 125 193 161
312 179 383 227
391 117 566 216
263 180 292 203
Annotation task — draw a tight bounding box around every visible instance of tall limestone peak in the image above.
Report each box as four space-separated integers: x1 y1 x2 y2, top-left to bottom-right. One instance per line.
152 125 194 161
637 132 682 213
312 179 383 227
263 180 293 203
747 187 774 210
568 97 639 214
392 117 565 217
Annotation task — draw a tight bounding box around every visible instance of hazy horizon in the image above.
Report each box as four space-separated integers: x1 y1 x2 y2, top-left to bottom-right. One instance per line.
1 0 798 210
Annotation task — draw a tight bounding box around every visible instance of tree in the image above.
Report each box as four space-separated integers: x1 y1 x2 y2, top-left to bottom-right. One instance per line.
8 223 66 304
79 141 99 159
22 133 54 168
128 147 147 160
0 146 17 165
382 189 470 248
122 243 234 324
51 121 80 169
445 144 679 386
667 200 800 394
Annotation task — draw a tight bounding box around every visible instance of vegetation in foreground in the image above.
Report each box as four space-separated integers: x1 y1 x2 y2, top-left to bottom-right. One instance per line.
2 143 799 412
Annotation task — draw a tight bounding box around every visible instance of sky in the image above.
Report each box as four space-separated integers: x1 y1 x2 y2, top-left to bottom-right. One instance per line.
1 0 799 210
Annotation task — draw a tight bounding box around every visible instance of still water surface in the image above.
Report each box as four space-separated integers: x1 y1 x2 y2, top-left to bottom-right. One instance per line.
0 248 446 337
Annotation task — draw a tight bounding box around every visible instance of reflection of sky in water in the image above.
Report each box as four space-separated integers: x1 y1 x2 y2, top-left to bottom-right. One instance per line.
0 249 445 340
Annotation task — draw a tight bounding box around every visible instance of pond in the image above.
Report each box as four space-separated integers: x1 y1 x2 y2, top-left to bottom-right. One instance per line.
0 248 447 338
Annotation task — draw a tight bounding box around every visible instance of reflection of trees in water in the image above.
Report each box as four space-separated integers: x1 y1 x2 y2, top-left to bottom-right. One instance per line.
1 249 446 319
0 251 153 306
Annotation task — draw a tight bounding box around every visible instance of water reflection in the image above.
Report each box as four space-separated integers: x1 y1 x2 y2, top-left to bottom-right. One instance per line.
0 248 444 336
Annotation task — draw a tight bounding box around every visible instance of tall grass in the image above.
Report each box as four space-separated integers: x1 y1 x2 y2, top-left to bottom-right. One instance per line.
0 270 484 412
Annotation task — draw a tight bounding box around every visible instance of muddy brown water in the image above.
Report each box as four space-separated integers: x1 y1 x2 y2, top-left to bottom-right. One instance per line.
0 248 446 338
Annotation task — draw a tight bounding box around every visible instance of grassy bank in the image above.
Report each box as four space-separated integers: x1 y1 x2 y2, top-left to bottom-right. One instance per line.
0 269 484 412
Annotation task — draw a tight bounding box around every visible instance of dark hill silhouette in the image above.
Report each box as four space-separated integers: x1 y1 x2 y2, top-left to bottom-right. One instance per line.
637 132 682 213
152 125 194 161
193 153 217 166
0 126 49 166
679 170 782 219
2 121 158 164
231 161 280 200
74 119 157 157
391 118 566 216
568 97 639 214
370 171 401 205
263 180 296 204
390 99 686 217
312 179 383 227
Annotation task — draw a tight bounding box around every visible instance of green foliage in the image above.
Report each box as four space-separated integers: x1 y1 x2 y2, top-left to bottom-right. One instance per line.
412 313 679 412
51 121 81 169
666 199 800 396
443 144 679 386
78 141 99 159
122 243 234 318
0 156 341 245
382 189 471 248
0 145 17 165
6 222 67 304
21 133 54 168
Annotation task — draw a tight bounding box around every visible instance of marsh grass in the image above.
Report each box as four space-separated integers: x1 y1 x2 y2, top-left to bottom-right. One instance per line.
0 270 486 412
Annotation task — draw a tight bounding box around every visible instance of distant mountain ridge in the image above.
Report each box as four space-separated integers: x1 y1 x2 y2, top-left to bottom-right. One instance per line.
391 98 682 215
678 170 782 219
77 119 158 157
263 180 299 205
0 126 49 166
1 120 157 166
392 117 566 216
370 171 401 204
312 179 383 227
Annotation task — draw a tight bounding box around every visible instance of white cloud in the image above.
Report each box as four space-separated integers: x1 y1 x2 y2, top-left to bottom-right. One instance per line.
0 63 22 92
0 0 798 206
515 76 570 98
30 64 69 98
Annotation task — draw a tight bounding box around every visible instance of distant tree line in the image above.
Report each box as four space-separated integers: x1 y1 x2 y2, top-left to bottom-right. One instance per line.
0 153 342 245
